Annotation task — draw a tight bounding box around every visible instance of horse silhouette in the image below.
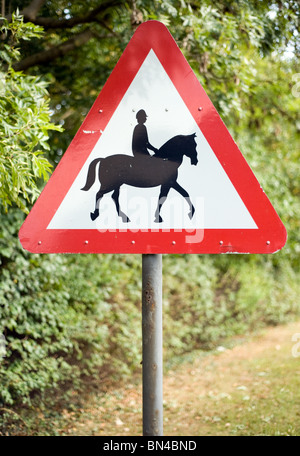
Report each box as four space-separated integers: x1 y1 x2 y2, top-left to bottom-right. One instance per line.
81 133 198 223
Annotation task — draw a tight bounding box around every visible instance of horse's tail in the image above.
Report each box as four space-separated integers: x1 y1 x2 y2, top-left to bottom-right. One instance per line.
81 158 102 191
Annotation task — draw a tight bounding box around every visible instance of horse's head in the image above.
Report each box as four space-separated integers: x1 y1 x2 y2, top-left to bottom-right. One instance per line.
184 133 198 166
157 133 198 165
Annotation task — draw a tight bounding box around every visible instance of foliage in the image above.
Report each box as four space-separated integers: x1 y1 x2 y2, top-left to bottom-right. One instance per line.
0 11 62 212
0 210 142 405
4 0 298 162
1 213 299 406
163 253 300 353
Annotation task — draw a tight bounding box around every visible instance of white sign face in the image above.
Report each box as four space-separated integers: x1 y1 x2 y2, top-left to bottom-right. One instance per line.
47 49 257 232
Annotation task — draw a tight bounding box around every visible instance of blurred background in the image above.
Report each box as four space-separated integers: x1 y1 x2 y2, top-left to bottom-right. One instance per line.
0 0 299 435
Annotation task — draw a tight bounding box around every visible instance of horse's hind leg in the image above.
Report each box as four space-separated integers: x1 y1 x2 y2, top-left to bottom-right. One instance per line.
90 188 104 221
112 187 130 223
172 182 195 219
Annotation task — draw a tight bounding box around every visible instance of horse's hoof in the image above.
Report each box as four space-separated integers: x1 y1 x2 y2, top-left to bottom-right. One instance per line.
120 212 130 223
188 207 195 220
154 216 163 223
90 209 99 221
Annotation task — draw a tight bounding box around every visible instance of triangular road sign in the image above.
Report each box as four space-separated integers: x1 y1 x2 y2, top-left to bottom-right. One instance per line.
19 21 287 254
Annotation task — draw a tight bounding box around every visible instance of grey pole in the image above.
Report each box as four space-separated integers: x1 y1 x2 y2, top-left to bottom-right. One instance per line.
142 253 163 436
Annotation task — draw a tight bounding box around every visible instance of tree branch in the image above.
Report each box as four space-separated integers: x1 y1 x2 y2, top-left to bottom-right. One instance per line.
23 0 123 29
3 0 46 22
22 0 46 21
12 28 95 71
6 1 124 71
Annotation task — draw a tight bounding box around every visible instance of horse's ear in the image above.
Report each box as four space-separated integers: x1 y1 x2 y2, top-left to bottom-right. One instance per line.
192 133 196 137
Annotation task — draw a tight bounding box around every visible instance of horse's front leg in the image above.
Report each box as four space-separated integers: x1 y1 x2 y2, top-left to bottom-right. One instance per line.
154 184 171 223
112 187 130 223
172 182 195 219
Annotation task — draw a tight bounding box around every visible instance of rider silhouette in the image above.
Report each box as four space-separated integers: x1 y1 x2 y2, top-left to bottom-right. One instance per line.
132 109 158 157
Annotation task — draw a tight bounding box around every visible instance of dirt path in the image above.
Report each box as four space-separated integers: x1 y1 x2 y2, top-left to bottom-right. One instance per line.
62 320 300 436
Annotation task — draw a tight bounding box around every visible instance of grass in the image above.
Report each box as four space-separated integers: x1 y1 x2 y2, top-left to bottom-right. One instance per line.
1 320 300 436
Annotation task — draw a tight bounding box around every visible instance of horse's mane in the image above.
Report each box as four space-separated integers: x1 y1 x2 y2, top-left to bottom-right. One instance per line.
155 134 195 159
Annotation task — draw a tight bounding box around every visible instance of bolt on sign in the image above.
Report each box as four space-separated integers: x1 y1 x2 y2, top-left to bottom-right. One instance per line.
19 21 287 254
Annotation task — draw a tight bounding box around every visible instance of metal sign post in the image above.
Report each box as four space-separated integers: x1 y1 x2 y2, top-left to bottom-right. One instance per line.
142 253 163 436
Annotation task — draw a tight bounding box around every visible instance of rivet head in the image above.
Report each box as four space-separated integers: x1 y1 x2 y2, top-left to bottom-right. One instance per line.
38 240 42 245
131 240 135 244
98 109 103 113
165 108 168 112
219 240 223 245
84 240 88 244
172 241 176 245
198 107 203 111
266 240 270 245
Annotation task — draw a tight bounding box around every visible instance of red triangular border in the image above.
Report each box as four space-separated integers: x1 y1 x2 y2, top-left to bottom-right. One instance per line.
19 21 287 254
